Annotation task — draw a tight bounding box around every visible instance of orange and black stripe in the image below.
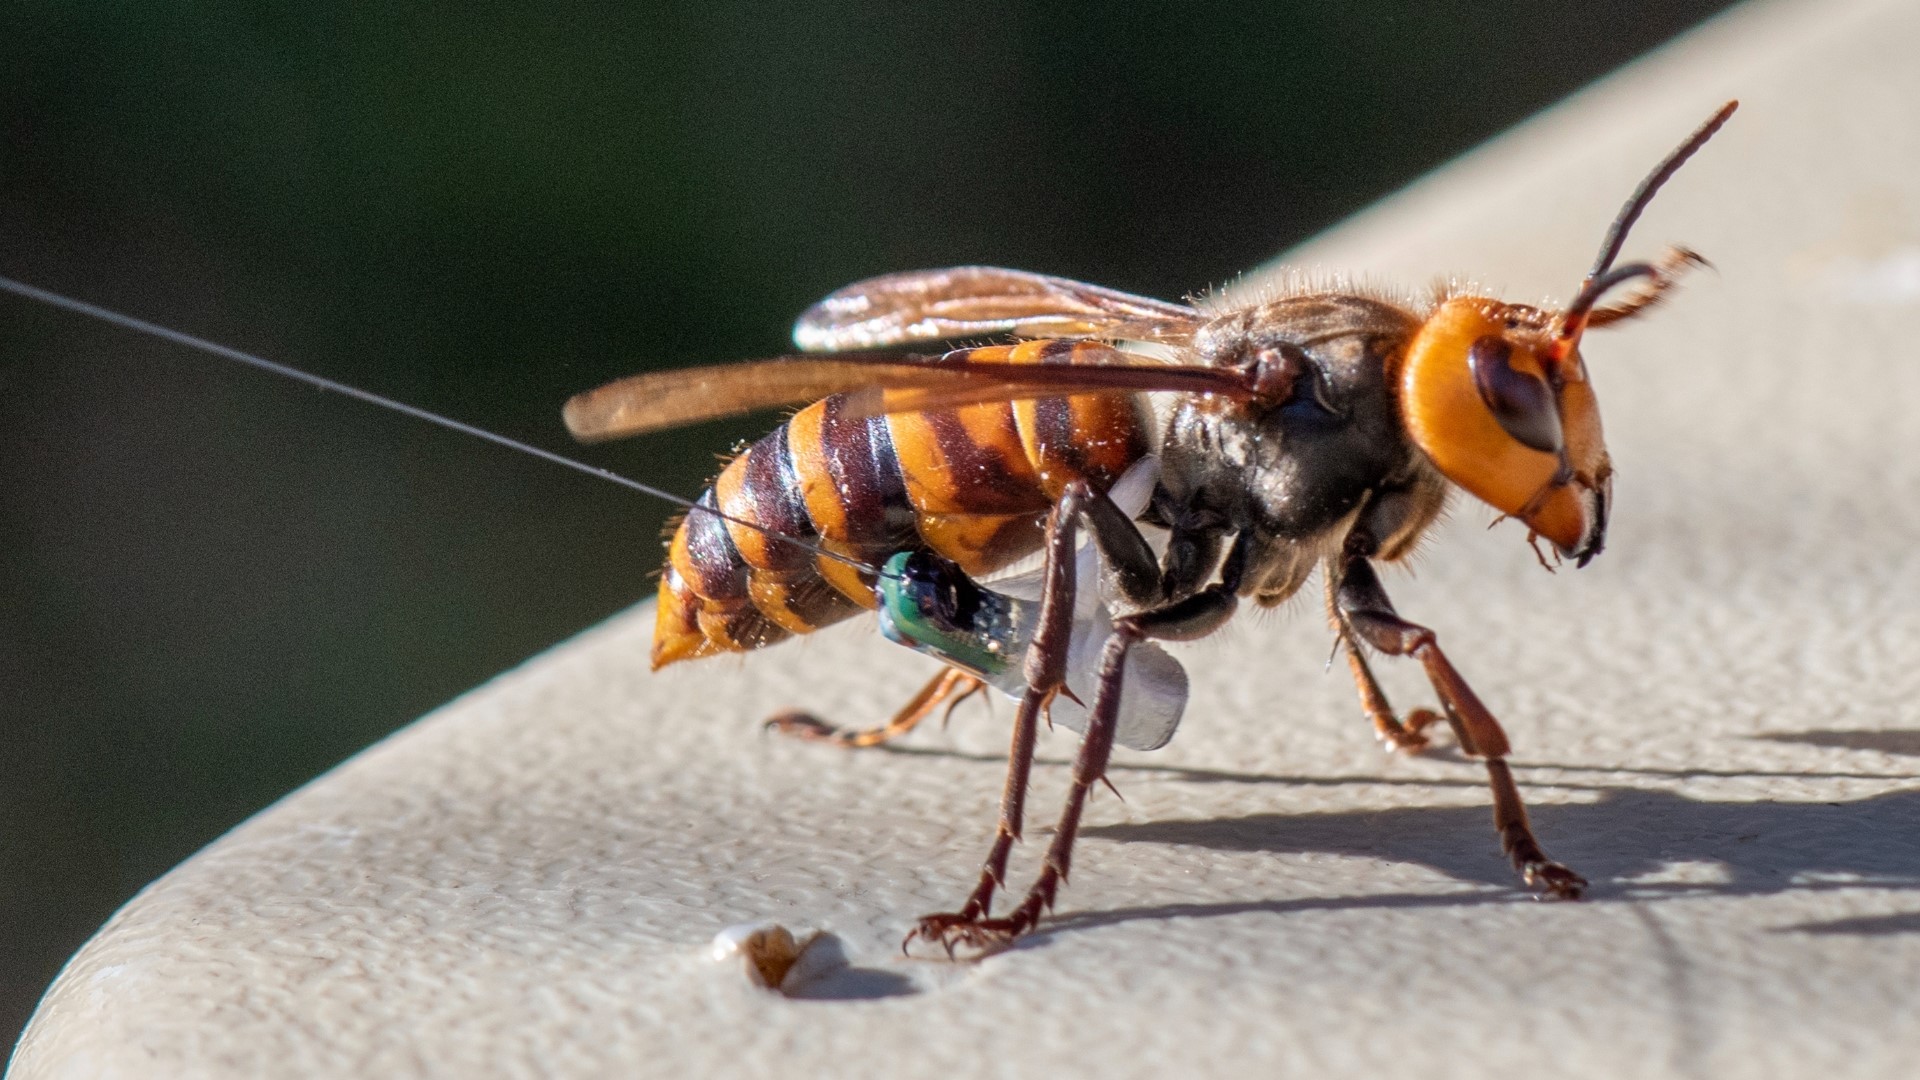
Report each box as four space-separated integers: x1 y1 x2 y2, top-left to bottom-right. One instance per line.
652 339 1152 668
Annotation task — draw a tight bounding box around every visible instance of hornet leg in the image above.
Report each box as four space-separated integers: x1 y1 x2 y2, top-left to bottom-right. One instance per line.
907 481 1167 953
908 485 1097 947
1325 570 1445 753
923 624 1142 951
765 667 984 748
934 585 1240 950
1332 550 1585 899
911 525 1246 956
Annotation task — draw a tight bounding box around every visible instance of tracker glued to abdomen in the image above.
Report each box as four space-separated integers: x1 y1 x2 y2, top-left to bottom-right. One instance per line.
652 339 1151 667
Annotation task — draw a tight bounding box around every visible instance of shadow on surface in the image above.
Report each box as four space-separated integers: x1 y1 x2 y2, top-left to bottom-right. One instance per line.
779 935 921 1001
1752 729 1920 757
857 734 1920 949
1056 785 1920 937
871 741 1491 791
785 965 920 1002
1776 911 1920 935
870 741 1920 788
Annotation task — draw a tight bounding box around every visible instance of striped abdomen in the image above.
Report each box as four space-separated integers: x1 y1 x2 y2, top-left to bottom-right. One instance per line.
652 340 1152 668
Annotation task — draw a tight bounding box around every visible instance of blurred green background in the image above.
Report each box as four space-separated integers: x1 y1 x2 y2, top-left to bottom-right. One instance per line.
1 0 1734 1049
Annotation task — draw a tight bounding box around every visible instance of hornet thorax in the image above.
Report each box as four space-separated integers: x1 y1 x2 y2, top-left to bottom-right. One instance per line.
1151 293 1442 603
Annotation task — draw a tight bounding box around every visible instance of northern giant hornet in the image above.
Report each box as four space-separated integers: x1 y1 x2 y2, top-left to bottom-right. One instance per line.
0 102 1736 959
561 101 1738 953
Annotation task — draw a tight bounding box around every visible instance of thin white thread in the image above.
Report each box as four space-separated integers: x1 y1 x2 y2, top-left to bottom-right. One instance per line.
0 274 890 577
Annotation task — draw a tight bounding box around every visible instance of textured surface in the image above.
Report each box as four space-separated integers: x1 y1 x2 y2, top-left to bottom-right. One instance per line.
14 0 1920 1075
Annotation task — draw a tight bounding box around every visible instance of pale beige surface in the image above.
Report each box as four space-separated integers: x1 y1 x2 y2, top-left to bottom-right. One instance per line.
14 0 1920 1076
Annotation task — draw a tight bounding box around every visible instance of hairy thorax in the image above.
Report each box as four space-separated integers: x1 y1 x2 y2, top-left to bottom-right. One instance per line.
1153 293 1446 605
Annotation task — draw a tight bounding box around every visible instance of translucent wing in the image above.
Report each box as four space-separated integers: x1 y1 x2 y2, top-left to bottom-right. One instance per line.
563 343 1255 444
792 266 1205 352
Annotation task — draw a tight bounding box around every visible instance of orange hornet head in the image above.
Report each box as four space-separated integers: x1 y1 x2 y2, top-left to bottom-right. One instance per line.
1395 100 1737 568
1399 298 1612 564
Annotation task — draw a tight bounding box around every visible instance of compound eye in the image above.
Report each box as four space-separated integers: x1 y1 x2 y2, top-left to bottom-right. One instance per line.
1468 336 1562 454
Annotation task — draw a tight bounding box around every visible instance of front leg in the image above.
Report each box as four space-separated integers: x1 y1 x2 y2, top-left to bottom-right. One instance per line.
1332 553 1586 900
1324 571 1445 754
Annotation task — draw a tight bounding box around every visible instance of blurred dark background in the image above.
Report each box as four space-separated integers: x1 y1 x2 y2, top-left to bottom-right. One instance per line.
0 0 1735 1048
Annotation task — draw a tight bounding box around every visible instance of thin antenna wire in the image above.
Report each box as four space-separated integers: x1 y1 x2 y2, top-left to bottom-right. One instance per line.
0 274 890 577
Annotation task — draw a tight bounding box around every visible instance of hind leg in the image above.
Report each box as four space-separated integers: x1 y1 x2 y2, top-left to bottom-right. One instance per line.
766 667 984 748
